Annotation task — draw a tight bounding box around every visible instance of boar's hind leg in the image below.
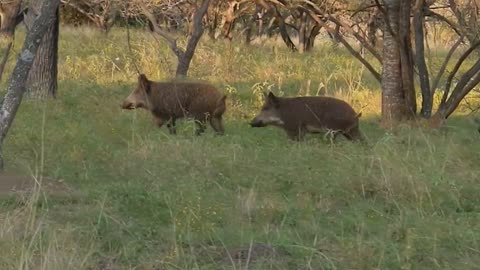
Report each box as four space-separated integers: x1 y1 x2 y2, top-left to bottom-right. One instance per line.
286 128 306 141
167 118 177 135
210 116 225 135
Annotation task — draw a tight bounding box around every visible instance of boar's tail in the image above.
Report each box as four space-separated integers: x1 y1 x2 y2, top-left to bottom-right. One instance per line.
213 95 227 117
356 112 363 119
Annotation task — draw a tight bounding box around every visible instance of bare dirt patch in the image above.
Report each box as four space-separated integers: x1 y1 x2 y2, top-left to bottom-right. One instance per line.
0 172 73 198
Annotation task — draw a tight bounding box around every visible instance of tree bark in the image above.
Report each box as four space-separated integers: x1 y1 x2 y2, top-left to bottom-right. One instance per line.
381 0 415 126
399 0 416 116
0 0 60 170
24 1 59 98
413 0 432 118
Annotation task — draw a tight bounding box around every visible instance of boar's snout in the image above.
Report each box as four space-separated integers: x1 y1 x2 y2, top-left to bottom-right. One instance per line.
249 118 266 127
121 101 135 110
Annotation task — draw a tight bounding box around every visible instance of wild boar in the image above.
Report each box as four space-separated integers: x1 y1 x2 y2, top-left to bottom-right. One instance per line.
249 92 364 142
122 74 227 135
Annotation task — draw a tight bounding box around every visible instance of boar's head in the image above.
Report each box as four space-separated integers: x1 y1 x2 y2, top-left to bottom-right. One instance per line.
250 92 284 127
121 74 152 110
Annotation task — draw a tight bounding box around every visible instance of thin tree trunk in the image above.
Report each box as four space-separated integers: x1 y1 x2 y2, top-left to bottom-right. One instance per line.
175 0 211 77
24 1 59 98
273 7 297 52
0 42 12 81
413 0 432 117
305 24 321 52
399 0 416 116
0 0 23 81
0 0 60 170
298 11 307 53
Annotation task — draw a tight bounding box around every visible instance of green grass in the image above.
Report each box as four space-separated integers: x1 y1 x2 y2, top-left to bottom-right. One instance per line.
0 26 479 269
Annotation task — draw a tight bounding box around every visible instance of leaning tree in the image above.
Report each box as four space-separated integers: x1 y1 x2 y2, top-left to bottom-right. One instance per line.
0 0 61 170
25 0 60 98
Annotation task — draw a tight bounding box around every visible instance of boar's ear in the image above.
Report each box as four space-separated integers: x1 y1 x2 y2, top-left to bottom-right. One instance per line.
138 74 151 93
267 91 279 106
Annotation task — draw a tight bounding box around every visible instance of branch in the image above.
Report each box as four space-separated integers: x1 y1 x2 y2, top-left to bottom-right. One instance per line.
374 0 396 39
299 1 382 64
60 0 98 23
139 1 183 58
430 35 464 95
424 9 462 37
305 9 381 82
441 40 480 105
324 14 382 63
444 61 480 118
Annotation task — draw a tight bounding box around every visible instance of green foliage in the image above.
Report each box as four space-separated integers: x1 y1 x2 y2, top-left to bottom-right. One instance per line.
0 26 479 269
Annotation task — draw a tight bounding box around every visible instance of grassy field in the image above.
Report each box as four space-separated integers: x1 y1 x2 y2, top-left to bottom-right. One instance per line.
0 26 479 269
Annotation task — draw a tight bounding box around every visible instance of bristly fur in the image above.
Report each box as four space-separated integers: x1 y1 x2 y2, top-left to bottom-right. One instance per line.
250 92 365 142
122 74 227 135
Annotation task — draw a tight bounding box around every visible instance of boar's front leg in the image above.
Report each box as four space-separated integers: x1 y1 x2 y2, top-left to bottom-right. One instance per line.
194 119 206 136
285 127 306 141
166 118 177 135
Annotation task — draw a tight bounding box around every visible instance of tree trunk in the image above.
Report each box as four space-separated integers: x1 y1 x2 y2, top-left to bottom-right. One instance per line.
305 23 321 52
381 0 416 126
413 0 432 118
24 1 59 99
175 0 211 77
272 7 297 52
298 11 307 53
0 0 60 170
399 0 416 116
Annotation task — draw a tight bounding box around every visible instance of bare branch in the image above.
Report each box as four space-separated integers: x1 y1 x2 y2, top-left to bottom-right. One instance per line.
305 9 381 82
443 61 480 118
441 40 480 105
139 1 183 58
430 35 464 95
425 9 462 37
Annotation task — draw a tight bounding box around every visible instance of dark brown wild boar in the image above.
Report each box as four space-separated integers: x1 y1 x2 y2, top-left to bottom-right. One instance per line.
250 92 364 142
122 74 227 135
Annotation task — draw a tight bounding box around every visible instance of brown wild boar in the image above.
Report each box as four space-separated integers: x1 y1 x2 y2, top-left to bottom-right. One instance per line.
250 92 364 142
122 74 227 135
